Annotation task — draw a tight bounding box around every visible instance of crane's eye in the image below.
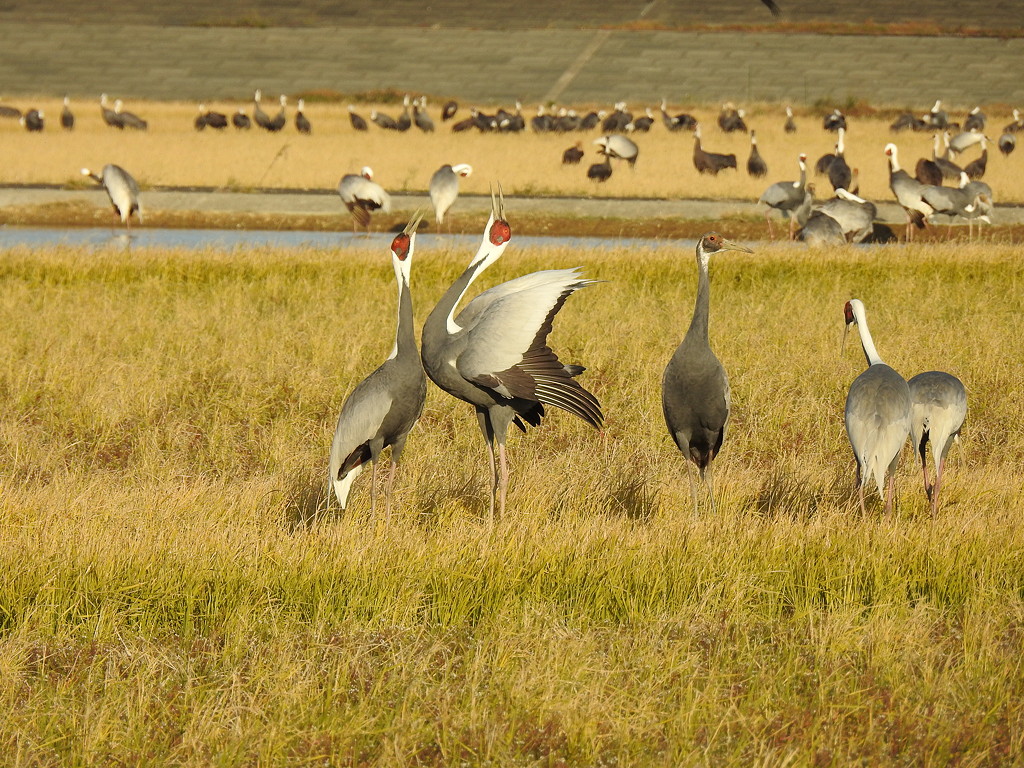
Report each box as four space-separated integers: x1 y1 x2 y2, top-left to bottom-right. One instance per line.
489 220 511 245
391 233 410 260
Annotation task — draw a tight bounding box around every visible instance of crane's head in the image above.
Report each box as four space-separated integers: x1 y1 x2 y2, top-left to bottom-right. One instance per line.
696 232 752 262
452 164 473 178
361 166 373 180
391 211 424 262
841 299 864 355
488 183 510 245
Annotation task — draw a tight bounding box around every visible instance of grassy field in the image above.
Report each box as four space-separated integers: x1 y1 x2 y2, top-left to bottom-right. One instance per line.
0 233 1022 765
0 98 1019 207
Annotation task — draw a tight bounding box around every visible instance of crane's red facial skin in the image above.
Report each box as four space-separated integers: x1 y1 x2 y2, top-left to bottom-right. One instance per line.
844 301 854 324
489 219 511 245
391 233 411 261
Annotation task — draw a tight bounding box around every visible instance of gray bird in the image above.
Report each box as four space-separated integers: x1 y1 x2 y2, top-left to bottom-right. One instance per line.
746 131 768 178
662 232 752 512
842 299 911 515
113 99 147 130
784 105 797 134
758 153 810 239
420 187 603 520
798 209 846 246
429 163 472 229
907 371 966 516
80 164 142 230
60 96 74 130
814 188 876 244
329 213 427 518
998 132 1015 156
295 98 311 134
338 167 391 232
885 143 934 240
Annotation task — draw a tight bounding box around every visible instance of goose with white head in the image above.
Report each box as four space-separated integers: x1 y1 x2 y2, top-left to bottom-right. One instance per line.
842 299 911 514
662 232 752 512
329 213 427 519
420 186 603 521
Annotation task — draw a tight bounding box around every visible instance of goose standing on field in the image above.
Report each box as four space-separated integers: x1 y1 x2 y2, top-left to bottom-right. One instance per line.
429 163 472 229
663 232 752 512
908 371 967 516
746 131 768 177
842 299 911 515
81 164 142 230
295 99 311 134
758 153 809 239
60 96 74 130
329 213 427 517
420 188 603 521
338 167 391 232
693 124 737 175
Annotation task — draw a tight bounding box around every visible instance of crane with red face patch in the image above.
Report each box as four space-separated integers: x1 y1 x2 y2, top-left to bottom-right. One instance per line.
329 213 427 518
420 186 603 521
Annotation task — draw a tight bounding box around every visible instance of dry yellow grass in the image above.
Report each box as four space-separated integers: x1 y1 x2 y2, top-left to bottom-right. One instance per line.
0 236 1022 764
1 98 1019 205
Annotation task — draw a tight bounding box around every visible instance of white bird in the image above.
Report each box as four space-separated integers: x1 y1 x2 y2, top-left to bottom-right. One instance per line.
907 371 967 516
842 299 911 514
420 187 603 520
593 134 639 166
338 167 391 232
81 164 142 229
429 163 472 228
329 213 427 517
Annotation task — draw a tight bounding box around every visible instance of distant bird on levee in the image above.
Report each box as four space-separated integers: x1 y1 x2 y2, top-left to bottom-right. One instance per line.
81 164 142 230
662 232 752 512
329 213 427 519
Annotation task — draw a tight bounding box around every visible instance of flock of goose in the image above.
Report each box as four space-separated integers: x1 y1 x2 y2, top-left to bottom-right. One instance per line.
328 189 965 520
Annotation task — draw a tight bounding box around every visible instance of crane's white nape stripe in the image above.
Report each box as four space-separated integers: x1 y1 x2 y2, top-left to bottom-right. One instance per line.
333 462 364 509
848 299 883 367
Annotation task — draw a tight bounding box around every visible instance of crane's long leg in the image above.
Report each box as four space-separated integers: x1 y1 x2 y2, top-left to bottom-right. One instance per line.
764 210 775 240
385 459 398 523
884 472 895 515
856 464 866 515
370 460 379 517
685 463 699 512
931 457 945 516
702 464 717 514
497 442 509 519
920 448 932 503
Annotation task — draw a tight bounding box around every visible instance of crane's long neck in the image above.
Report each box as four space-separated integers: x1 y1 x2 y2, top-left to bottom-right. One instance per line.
852 305 883 367
798 160 807 188
686 251 712 343
389 253 416 361
424 217 504 337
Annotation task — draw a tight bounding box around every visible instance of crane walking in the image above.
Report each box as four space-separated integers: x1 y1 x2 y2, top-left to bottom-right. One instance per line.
329 213 428 518
420 186 603 521
842 299 911 514
908 371 967 516
81 164 142 230
662 232 752 512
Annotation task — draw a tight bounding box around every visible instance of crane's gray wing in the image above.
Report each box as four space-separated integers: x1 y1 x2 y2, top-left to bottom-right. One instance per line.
328 373 394 479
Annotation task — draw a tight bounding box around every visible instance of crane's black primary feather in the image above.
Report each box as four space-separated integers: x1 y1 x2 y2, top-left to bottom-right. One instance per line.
762 0 782 16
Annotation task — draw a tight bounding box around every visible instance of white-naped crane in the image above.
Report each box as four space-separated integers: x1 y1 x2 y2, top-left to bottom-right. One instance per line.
113 99 147 130
717 103 747 133
348 105 368 131
60 96 74 130
924 99 949 130
329 213 428 518
562 141 584 165
413 97 435 132
963 106 986 132
429 163 472 229
746 130 768 178
885 143 934 241
370 108 398 131
587 149 612 182
825 126 852 192
99 93 119 128
799 210 846 246
915 135 944 186
813 188 876 243
660 98 696 132
663 233 751 512
921 183 990 237
1002 109 1024 133
295 99 311 134
338 166 391 232
957 172 994 236
758 153 810 239
964 136 988 179
998 132 1016 156
252 89 272 130
594 134 639 167
907 371 966 516
842 299 911 515
948 128 986 156
823 108 846 132
81 164 142 230
784 105 797 133
693 124 737 175
420 186 603 521
937 132 964 180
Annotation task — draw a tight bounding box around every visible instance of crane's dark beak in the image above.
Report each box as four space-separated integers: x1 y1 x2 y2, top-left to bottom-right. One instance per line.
403 210 425 235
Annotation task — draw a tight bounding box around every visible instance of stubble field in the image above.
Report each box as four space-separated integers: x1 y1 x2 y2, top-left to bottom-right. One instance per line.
0 231 1022 764
0 98 1019 210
